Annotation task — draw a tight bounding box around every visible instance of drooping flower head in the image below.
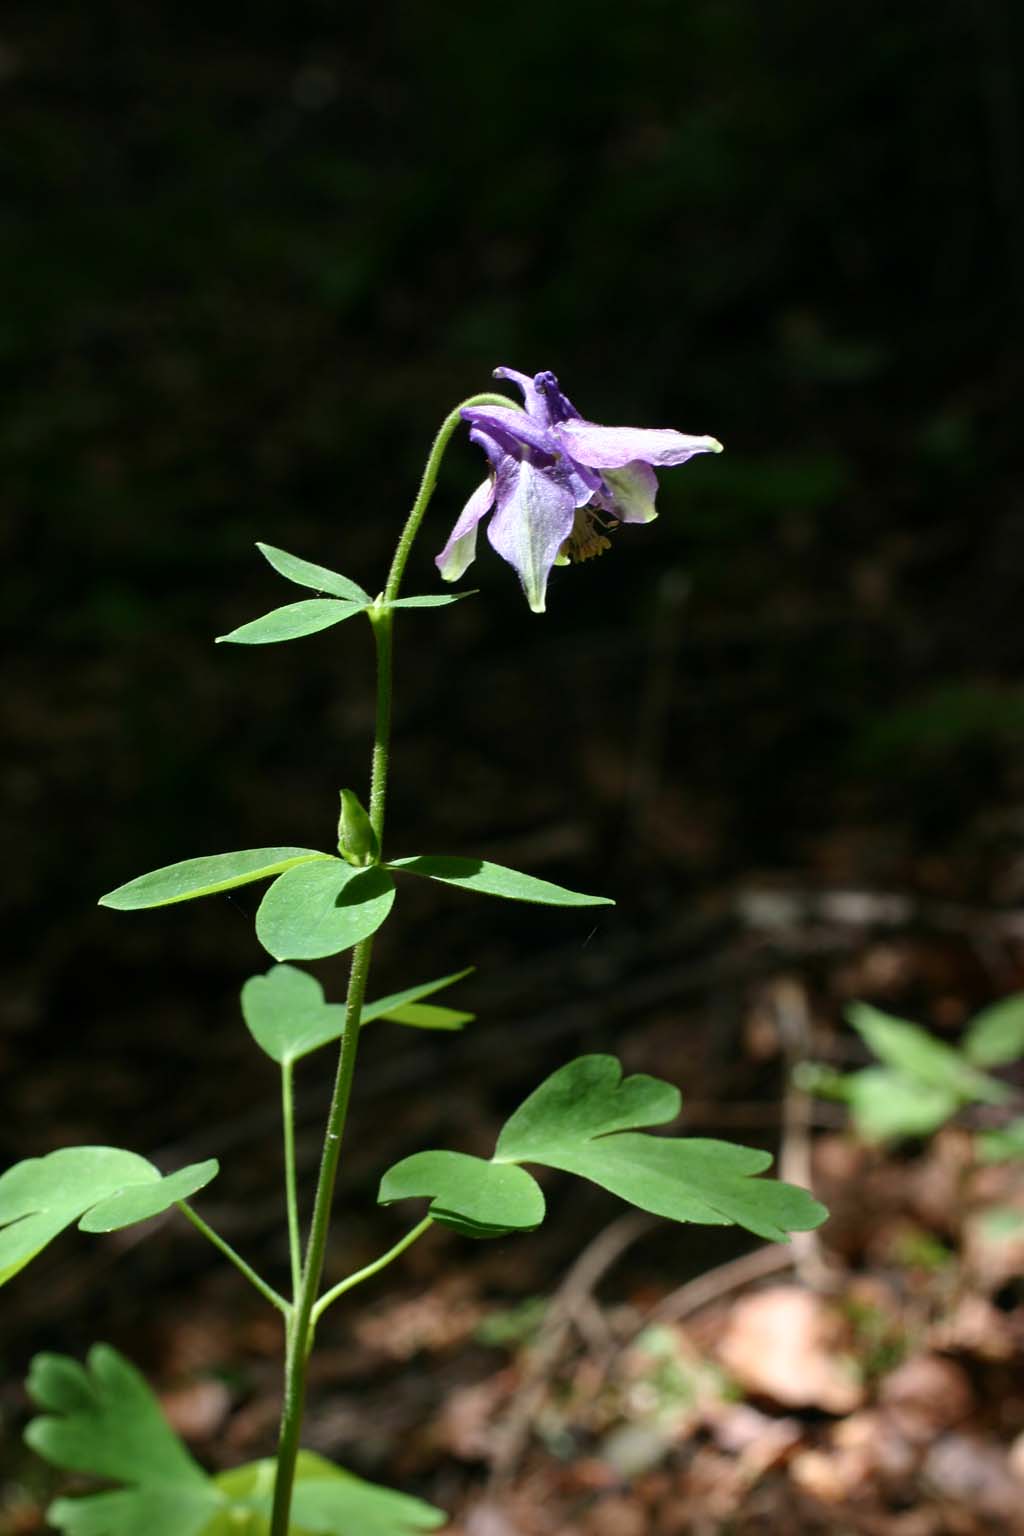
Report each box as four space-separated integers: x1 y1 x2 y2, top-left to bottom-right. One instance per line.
436 368 723 613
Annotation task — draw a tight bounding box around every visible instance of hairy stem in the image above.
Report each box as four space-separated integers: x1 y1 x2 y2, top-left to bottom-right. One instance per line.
281 1061 302 1300
269 394 509 1532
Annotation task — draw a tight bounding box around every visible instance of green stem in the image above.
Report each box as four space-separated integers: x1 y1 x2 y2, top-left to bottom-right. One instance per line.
268 392 512 1536
382 391 516 605
311 1217 434 1325
281 1061 302 1299
176 1202 289 1316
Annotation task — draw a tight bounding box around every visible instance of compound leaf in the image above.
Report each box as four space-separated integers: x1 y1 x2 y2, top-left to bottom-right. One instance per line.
387 855 613 908
848 1003 1008 1105
494 1056 826 1243
99 849 330 911
27 1347 444 1536
379 1151 544 1238
216 599 367 645
0 1150 218 1284
255 542 372 604
255 860 396 961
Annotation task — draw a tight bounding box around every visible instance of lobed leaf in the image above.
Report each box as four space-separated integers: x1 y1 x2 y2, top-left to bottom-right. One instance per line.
962 993 1024 1068
256 541 372 604
380 1055 826 1245
0 1149 218 1285
495 1056 825 1243
240 963 348 1064
379 1151 544 1237
28 1347 445 1536
216 599 366 645
255 859 395 961
99 848 330 911
387 855 614 907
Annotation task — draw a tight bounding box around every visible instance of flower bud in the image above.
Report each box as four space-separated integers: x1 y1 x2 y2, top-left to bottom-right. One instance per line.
337 789 379 867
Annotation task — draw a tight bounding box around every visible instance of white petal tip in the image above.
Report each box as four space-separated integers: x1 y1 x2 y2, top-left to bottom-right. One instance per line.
707 437 724 454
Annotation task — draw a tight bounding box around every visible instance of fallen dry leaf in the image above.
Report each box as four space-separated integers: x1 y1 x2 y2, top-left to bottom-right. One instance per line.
716 1286 864 1413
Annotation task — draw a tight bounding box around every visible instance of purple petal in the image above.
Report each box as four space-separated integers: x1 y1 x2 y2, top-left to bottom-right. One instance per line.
493 368 581 427
462 404 558 461
487 458 576 614
556 421 724 469
597 461 660 524
435 477 495 582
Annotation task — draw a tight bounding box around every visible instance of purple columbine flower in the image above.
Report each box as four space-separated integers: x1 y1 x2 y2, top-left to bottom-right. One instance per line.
436 368 723 613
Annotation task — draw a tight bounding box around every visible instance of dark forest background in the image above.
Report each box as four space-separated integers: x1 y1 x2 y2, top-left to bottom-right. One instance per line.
2 0 1023 1509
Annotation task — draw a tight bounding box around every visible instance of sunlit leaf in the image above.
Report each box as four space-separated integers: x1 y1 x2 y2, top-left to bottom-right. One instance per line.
380 1055 826 1244
99 849 330 911
359 968 474 1026
216 599 366 645
385 592 476 608
0 1151 217 1284
387 855 613 907
962 994 1024 1068
841 1066 959 1142
255 860 395 961
379 1151 544 1237
255 542 372 604
240 964 348 1064
848 1003 1008 1105
374 1003 472 1030
27 1347 445 1536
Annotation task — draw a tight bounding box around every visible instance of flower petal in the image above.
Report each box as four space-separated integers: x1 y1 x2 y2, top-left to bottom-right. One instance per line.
487 458 576 614
598 461 660 524
557 422 724 469
435 477 495 582
493 368 580 427
462 405 558 461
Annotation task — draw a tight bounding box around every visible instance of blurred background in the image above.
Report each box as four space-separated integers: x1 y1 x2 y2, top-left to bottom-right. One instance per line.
3 2 1023 1530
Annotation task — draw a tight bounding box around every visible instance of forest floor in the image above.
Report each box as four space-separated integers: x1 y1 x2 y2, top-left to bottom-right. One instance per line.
5 856 1024 1536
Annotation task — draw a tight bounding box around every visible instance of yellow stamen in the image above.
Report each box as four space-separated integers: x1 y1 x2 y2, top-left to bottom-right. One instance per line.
559 506 615 564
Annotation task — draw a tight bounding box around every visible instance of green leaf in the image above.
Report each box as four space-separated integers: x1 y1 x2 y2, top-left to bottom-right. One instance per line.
255 860 395 961
99 848 330 911
495 1056 826 1243
218 1452 446 1535
26 1346 208 1491
379 1151 545 1237
256 541 372 604
216 599 366 645
388 855 614 907
962 994 1024 1068
842 1067 960 1141
977 1118 1024 1163
374 1003 472 1031
385 592 476 608
27 1347 445 1536
359 968 474 1025
0 1149 218 1284
240 964 348 1065
847 1003 1009 1105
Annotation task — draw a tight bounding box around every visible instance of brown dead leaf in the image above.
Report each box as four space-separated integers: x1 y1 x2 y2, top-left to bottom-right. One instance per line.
159 1377 232 1441
716 1286 864 1413
878 1353 974 1442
